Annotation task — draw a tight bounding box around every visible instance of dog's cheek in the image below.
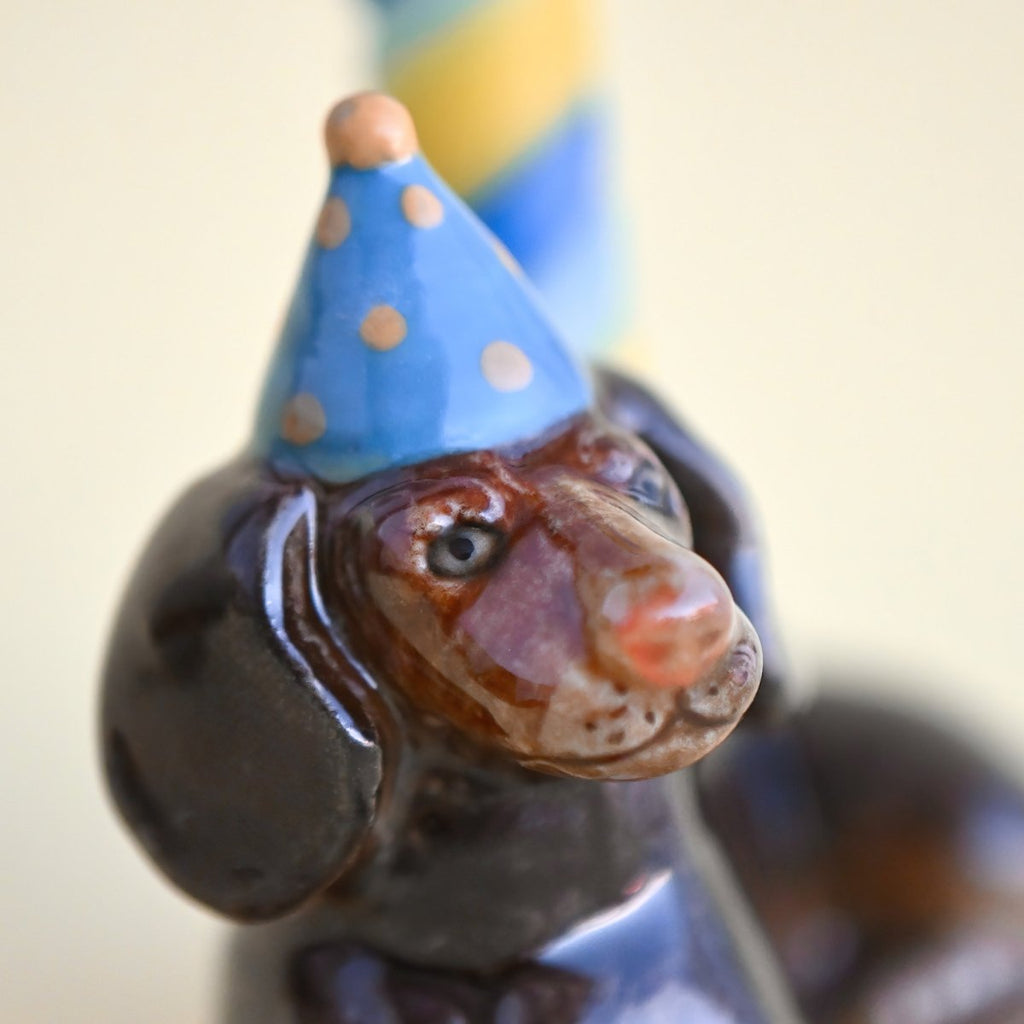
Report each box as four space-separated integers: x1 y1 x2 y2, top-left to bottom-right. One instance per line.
364 573 458 686
359 572 507 739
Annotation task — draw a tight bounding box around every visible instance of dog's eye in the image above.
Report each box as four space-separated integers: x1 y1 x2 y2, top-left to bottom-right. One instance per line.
627 462 677 517
427 525 505 579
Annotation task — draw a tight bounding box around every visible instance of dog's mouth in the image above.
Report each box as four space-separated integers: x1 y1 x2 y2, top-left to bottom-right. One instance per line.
522 618 762 781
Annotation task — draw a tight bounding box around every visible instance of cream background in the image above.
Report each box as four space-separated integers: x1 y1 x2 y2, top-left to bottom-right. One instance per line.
1 2 1022 1021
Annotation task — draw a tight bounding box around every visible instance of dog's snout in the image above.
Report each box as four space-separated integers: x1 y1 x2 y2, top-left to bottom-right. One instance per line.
541 477 742 695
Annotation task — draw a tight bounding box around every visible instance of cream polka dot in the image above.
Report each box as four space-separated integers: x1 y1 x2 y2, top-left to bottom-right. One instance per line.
401 184 444 229
280 393 326 445
481 341 533 392
315 197 351 249
360 304 407 351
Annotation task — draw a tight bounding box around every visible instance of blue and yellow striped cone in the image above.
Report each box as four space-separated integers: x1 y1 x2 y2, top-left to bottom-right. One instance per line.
369 0 646 370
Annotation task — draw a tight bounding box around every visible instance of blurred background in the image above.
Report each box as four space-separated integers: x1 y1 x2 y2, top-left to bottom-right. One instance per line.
1 1 1021 1021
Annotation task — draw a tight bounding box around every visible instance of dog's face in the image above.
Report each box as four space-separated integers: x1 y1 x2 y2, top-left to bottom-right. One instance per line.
326 414 761 780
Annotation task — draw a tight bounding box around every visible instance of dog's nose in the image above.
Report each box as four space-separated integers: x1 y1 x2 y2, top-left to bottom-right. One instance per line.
602 560 736 691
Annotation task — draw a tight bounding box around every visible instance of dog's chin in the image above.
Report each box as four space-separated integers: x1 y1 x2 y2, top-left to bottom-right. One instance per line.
523 614 763 782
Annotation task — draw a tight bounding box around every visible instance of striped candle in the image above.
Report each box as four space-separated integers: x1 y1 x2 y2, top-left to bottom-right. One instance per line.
367 0 635 365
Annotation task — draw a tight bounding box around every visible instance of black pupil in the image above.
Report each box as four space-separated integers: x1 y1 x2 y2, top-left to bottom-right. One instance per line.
449 535 476 562
638 477 660 502
632 468 663 505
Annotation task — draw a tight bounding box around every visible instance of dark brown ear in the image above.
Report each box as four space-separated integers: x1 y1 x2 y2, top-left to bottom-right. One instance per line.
594 367 791 721
101 459 384 920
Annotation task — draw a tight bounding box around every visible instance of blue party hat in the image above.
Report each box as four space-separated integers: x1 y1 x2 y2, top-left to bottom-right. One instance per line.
252 92 592 483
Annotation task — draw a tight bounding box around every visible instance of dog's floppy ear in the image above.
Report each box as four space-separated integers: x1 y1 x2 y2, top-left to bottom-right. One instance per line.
595 367 791 721
101 460 385 920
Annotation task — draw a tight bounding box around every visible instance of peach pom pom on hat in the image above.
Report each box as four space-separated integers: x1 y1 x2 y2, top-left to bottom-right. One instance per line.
252 92 591 484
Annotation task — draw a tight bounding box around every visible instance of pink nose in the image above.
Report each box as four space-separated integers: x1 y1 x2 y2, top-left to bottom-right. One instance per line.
605 570 736 690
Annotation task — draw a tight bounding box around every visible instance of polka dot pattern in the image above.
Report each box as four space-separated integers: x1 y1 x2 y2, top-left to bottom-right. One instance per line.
280 393 327 445
360 305 408 351
401 185 444 229
481 341 534 392
315 197 351 249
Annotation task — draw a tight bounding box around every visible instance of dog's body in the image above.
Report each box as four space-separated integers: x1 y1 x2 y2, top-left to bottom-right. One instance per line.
101 364 1024 1019
222 755 787 1023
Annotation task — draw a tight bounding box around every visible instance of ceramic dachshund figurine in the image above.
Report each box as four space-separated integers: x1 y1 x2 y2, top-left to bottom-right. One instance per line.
101 92 796 1022
102 94 1024 1024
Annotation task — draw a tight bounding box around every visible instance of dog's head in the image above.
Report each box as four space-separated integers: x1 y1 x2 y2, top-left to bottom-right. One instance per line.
101 410 761 921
